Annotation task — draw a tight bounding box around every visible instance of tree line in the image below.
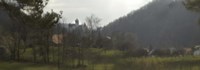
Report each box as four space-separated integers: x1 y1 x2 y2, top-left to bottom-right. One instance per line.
0 0 137 68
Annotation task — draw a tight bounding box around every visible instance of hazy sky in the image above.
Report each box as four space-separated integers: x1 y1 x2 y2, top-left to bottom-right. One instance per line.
45 0 152 26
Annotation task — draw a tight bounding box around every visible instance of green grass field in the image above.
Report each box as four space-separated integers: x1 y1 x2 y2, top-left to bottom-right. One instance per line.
1 56 200 70
1 48 200 70
0 62 58 70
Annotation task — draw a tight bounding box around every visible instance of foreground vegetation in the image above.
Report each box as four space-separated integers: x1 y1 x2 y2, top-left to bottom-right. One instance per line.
1 49 200 70
2 56 200 70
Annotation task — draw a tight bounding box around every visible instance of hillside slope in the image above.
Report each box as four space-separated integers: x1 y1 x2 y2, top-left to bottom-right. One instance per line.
103 0 200 48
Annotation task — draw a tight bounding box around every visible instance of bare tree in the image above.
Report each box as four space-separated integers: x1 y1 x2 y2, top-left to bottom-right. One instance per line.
85 14 102 48
85 14 101 30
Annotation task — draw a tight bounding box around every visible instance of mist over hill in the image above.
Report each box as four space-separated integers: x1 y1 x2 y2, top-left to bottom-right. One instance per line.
103 0 200 48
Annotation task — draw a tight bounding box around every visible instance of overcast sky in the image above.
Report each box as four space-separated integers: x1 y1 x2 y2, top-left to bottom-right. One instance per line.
45 0 152 26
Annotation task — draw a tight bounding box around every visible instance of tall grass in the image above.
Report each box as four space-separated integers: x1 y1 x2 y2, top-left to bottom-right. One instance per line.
2 49 200 70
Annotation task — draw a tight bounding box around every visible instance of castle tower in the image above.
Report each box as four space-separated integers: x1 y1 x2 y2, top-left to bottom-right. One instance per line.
75 18 79 25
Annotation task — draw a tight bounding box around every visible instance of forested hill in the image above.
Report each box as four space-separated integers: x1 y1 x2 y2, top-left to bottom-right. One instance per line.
103 0 200 48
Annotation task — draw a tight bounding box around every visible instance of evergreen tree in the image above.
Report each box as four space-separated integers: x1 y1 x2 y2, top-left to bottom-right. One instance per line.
0 0 61 63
